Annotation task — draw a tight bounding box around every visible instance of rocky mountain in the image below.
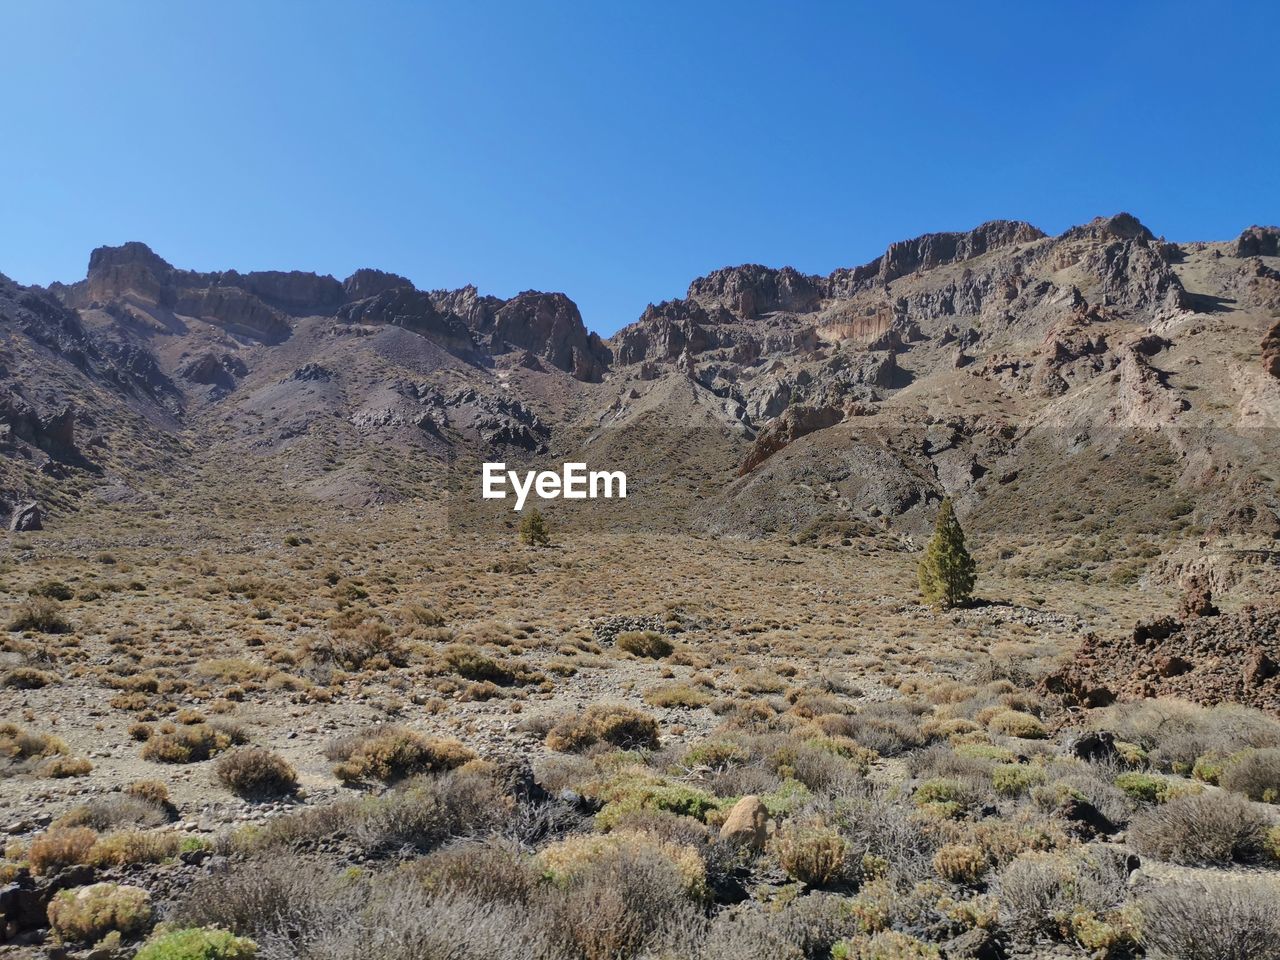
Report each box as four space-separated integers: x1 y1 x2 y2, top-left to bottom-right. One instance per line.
3 215 1279 595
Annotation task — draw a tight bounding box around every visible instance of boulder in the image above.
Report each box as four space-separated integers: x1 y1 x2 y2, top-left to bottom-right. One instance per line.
1060 796 1117 838
1155 655 1193 678
1063 730 1119 764
719 795 768 851
9 502 42 532
1178 581 1219 619
1245 647 1277 687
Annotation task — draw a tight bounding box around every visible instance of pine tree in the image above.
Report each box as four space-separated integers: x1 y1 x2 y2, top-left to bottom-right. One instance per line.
519 507 550 547
918 497 976 609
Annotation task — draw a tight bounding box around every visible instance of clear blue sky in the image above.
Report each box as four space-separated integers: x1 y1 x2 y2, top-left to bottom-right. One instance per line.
2 1 1277 336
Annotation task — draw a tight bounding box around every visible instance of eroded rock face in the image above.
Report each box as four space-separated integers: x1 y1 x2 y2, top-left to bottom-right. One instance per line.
172 287 292 344
1264 318 1280 379
1236 225 1280 258
337 286 479 356
343 268 413 301
688 265 824 318
8 501 42 531
0 394 79 461
178 352 248 388
740 404 844 474
486 292 610 383
612 299 718 365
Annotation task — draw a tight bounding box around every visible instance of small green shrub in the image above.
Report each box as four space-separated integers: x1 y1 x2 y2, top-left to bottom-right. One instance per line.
992 764 1045 797
135 926 258 960
1114 771 1182 804
772 821 850 887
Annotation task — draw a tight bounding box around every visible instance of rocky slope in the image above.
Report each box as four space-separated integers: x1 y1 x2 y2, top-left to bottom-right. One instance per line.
3 216 1278 592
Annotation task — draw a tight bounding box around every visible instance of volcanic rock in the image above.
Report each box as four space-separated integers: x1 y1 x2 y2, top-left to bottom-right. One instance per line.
719 795 769 851
1236 225 1280 258
9 501 42 531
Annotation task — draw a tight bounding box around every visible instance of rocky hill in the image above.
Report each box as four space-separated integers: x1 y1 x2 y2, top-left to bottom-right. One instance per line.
3 214 1279 595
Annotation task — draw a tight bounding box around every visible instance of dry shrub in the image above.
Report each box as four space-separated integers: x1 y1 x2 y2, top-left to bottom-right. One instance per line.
994 847 1130 942
28 826 97 875
307 617 405 670
442 644 535 686
772 821 851 887
142 722 242 764
1094 700 1280 773
39 755 92 778
126 780 172 809
1219 748 1280 803
643 681 711 708
87 829 183 867
536 837 706 960
3 667 57 689
54 794 170 831
832 931 940 959
698 892 861 960
216 747 298 797
409 839 539 905
1141 879 1280 960
1129 791 1272 864
545 704 659 753
617 630 673 659
8 597 72 633
986 709 1047 739
327 726 475 784
932 843 991 885
0 722 67 777
538 831 707 900
47 882 152 943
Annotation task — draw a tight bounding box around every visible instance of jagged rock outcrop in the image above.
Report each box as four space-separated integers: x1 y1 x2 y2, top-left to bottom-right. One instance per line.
178 352 248 388
0 394 80 461
688 265 823 318
484 292 610 382
1236 225 1280 258
1045 604 1280 715
828 220 1045 291
8 501 42 531
1264 318 1280 379
740 404 843 474
611 299 718 365
343 268 413 301
869 219 1046 284
337 286 479 356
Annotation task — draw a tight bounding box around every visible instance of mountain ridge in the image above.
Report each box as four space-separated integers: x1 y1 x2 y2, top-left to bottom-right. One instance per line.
3 212 1279 600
